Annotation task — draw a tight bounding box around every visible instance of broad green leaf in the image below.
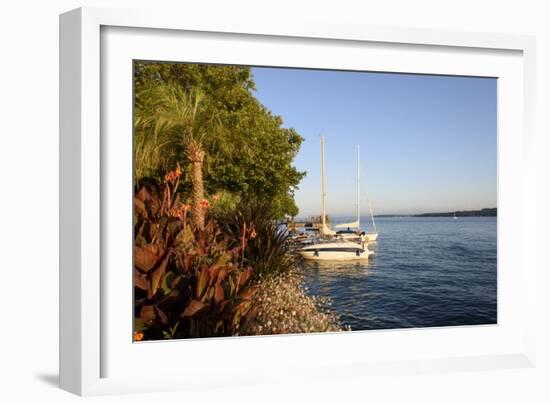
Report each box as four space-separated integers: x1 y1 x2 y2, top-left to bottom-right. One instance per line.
134 245 160 272
181 300 208 318
214 283 224 303
196 266 209 299
134 270 148 291
149 252 170 298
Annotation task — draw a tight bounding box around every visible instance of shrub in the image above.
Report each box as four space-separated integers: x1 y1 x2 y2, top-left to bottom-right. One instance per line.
216 200 295 278
134 167 257 340
241 270 346 335
209 190 241 217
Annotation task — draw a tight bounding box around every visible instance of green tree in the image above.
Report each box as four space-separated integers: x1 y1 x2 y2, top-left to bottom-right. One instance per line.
134 62 305 219
137 83 235 228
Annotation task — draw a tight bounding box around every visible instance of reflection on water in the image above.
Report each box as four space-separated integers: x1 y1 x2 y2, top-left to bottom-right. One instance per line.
301 259 373 276
297 217 497 331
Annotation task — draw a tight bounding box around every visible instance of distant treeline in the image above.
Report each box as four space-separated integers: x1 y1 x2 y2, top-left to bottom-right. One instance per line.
415 208 497 217
373 214 411 218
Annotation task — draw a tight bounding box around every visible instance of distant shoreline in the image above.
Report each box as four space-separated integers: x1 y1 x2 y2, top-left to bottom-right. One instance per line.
414 208 496 217
374 208 497 218
292 208 497 222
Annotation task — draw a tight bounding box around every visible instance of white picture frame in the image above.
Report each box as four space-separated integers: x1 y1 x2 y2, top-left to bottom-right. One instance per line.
59 6 537 396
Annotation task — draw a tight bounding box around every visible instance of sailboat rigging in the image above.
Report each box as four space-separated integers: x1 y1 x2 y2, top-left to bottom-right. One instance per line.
298 137 373 261
335 145 361 231
319 136 336 236
335 145 378 242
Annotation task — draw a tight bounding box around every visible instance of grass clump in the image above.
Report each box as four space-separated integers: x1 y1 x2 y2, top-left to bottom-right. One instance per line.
216 200 296 278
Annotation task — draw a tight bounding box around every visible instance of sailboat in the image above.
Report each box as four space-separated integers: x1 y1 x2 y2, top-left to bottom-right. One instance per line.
364 205 379 242
335 145 361 240
298 137 373 261
318 136 336 237
334 145 378 243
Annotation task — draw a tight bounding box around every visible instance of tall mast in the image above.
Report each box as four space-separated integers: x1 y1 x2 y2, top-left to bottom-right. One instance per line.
357 145 360 228
321 136 326 230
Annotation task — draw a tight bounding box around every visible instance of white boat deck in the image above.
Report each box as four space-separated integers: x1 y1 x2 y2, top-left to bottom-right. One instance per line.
298 240 374 261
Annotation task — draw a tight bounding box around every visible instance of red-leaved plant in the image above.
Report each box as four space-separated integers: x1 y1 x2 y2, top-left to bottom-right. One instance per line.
134 166 257 340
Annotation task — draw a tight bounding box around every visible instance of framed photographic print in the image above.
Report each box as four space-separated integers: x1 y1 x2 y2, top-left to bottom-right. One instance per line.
60 6 537 396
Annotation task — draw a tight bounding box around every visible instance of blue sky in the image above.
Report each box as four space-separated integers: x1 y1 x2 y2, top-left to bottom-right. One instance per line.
251 67 497 217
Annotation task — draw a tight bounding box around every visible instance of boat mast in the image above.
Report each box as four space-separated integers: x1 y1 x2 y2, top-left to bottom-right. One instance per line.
321 136 327 231
357 145 360 229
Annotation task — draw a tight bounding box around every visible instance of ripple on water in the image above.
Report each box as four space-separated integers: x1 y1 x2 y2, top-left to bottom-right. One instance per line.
299 217 497 331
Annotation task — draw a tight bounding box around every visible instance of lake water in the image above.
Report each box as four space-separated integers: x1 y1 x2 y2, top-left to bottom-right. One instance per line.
299 216 497 331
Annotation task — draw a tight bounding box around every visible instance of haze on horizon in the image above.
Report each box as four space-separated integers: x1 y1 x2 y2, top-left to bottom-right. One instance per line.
251 67 497 218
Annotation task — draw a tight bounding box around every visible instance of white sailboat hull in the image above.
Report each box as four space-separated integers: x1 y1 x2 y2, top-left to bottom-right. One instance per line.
298 242 374 261
337 231 377 243
338 233 360 240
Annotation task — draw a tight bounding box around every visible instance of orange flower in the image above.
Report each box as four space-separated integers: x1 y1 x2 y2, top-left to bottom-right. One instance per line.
133 331 144 342
163 172 175 184
163 165 182 184
250 226 257 239
199 199 210 209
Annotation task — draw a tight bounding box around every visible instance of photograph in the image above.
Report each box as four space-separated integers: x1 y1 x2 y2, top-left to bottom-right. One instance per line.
133 61 497 341
0 0 544 400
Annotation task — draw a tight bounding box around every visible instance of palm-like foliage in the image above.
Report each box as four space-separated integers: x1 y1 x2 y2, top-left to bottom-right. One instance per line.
135 82 236 228
216 200 296 278
134 85 182 181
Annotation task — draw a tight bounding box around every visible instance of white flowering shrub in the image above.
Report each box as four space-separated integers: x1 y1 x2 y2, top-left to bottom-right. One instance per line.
242 270 348 335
